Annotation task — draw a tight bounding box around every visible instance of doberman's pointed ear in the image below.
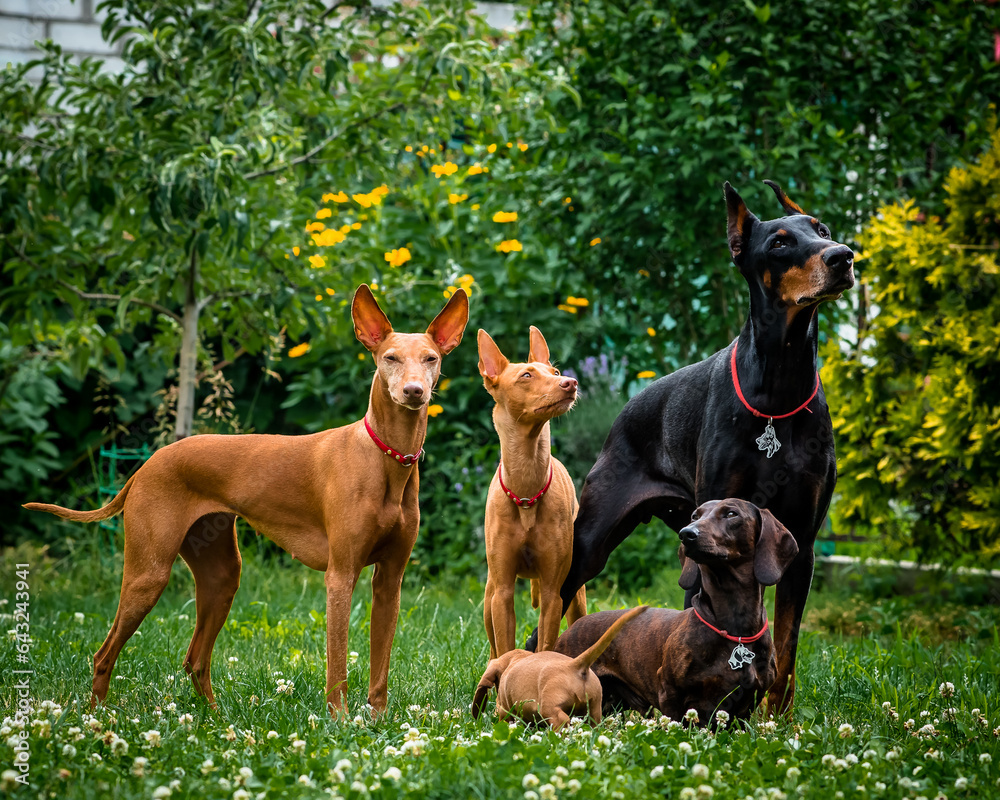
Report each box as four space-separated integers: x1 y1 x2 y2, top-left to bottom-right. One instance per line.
678 544 700 590
754 508 799 586
723 181 759 265
352 284 393 351
763 179 806 216
477 329 509 385
426 288 470 355
528 326 551 366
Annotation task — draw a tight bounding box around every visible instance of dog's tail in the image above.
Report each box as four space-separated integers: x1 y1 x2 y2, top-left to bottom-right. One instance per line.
571 605 648 673
23 474 137 523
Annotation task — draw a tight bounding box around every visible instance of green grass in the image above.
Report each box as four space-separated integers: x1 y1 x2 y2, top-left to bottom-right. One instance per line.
1 537 998 799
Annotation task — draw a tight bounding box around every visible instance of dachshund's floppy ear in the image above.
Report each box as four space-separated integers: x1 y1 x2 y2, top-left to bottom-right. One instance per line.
753 508 799 586
472 659 502 719
678 544 700 591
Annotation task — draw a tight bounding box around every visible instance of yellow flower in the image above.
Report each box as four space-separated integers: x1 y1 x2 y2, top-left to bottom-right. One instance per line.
326 287 336 296
467 163 484 176
353 193 373 208
358 352 367 360
439 378 451 392
306 221 326 232
563 197 572 204
315 294 323 301
351 222 362 230
405 145 413 152
487 143 497 153
495 239 522 254
471 203 481 210
292 246 300 256
284 253 289 259
506 142 513 148
647 327 656 337
431 162 458 178
326 191 349 203
340 224 352 234
443 285 457 298
493 211 518 223
590 237 602 246
421 145 429 153
638 268 650 277
637 370 656 379
312 229 346 247
566 296 590 307
457 273 475 288
308 255 326 268
371 184 390 197
448 193 468 204
315 208 333 219
288 342 311 358
557 304 578 314
427 404 444 417
518 142 528 152
322 192 337 203
384 247 412 267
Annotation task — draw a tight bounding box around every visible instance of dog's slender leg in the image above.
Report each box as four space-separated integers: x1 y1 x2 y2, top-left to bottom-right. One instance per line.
565 586 587 626
537 580 563 652
178 513 240 707
483 575 499 659
768 546 815 715
325 566 359 717
547 706 571 732
368 552 409 714
487 546 519 655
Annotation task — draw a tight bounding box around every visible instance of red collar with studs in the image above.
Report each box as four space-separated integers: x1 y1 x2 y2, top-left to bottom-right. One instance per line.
730 341 819 420
693 605 769 644
364 416 422 467
497 463 553 508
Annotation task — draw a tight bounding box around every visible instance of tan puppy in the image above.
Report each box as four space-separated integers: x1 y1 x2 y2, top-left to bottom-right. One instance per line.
24 284 469 717
472 605 648 730
478 326 588 656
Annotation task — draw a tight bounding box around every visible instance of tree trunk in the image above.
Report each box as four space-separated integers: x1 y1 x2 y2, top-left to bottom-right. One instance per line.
175 250 200 440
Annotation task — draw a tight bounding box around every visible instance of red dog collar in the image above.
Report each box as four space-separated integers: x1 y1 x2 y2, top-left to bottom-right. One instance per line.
693 605 769 644
731 341 819 420
497 464 553 507
364 416 422 466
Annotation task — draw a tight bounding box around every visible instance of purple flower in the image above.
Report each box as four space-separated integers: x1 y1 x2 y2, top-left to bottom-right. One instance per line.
454 482 464 492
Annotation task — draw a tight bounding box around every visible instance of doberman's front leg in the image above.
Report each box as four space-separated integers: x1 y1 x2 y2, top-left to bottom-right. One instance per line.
368 550 410 714
325 566 359 717
767 545 815 715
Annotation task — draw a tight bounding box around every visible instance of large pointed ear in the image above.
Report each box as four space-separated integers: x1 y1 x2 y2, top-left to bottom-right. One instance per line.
426 289 469 354
724 181 759 265
352 284 393 351
678 544 700 591
762 179 806 216
528 325 551 366
477 329 509 385
753 508 799 586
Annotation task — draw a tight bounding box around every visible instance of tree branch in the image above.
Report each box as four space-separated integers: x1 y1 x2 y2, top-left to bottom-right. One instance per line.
197 289 259 312
57 280 182 323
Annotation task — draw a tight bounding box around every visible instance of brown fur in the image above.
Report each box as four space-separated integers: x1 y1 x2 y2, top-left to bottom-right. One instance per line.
23 284 469 717
478 326 587 657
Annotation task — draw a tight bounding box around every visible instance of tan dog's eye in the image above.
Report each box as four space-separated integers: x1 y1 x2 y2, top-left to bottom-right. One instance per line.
425 355 438 364
384 354 398 363
522 371 532 379
553 369 560 376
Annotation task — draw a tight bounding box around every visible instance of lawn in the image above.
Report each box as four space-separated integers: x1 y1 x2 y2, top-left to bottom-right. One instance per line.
1 535 998 799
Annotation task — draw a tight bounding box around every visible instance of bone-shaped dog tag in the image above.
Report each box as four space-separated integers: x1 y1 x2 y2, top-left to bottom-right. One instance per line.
755 418 781 459
729 643 756 670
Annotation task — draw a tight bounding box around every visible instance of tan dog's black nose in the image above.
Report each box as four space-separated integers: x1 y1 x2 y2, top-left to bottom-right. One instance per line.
402 383 424 401
560 377 578 393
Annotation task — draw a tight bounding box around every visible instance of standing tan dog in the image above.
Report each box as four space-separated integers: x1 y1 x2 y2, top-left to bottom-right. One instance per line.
24 284 469 717
478 326 587 657
472 606 648 730
553 499 798 725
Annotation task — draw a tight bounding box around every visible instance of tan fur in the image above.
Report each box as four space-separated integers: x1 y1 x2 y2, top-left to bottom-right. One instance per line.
477 326 587 657
23 284 469 718
472 606 648 730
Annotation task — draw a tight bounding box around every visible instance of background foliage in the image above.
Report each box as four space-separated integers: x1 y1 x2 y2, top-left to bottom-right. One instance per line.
2 0 999 571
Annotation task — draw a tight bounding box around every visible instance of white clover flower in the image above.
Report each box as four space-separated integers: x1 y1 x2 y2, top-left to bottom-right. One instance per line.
539 784 557 800
697 785 714 799
822 754 836 768
838 723 854 738
353 716 364 725
132 756 149 776
761 720 778 734
942 708 958 722
714 710 730 728
864 749 878 760
178 713 194 726
679 742 693 755
233 791 251 800
298 775 316 788
980 753 992 764
151 787 171 799
786 766 801 781
383 745 399 757
336 759 352 771
523 773 540 789
846 754 859 765
143 729 162 747
524 792 539 800
650 766 665 779
110 736 129 756
597 735 612 747
954 777 968 790
939 682 955 698
0 771 19 792
567 779 581 794
201 759 214 775
290 739 306 753
222 749 236 761
875 782 886 792
89 753 102 764
571 760 586 770
685 709 700 724
266 730 279 739
351 781 366 793
692 763 709 780
834 758 848 771
237 766 253 785
217 778 231 791
349 651 360 665
679 789 697 800
920 710 932 719
886 748 900 761
62 744 77 758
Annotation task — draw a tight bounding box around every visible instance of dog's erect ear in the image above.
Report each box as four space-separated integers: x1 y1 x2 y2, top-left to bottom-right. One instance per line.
478 329 510 385
528 326 551 366
678 544 700 591
723 182 759 265
426 288 470 355
762 179 806 216
352 284 393 351
754 508 799 586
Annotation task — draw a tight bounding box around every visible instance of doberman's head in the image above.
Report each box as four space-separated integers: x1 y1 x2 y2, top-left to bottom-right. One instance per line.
477 326 578 425
677 499 798 589
724 181 855 321
352 284 469 411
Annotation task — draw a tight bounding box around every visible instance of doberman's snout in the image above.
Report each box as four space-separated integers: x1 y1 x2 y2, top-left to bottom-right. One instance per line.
560 377 578 393
679 525 700 544
402 382 425 402
822 244 854 273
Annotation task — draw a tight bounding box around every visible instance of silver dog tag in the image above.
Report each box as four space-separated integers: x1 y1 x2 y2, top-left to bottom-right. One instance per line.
729 643 756 670
755 418 781 459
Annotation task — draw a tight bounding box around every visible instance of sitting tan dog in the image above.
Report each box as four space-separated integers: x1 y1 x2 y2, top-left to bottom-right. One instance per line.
478 326 587 656
472 606 648 730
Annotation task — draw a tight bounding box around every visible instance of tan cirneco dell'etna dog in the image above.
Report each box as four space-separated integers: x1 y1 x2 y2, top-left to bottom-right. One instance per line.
472 605 648 731
24 284 469 717
553 499 798 726
477 326 588 657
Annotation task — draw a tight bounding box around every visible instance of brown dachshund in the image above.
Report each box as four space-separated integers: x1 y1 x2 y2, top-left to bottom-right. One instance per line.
553 499 798 725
